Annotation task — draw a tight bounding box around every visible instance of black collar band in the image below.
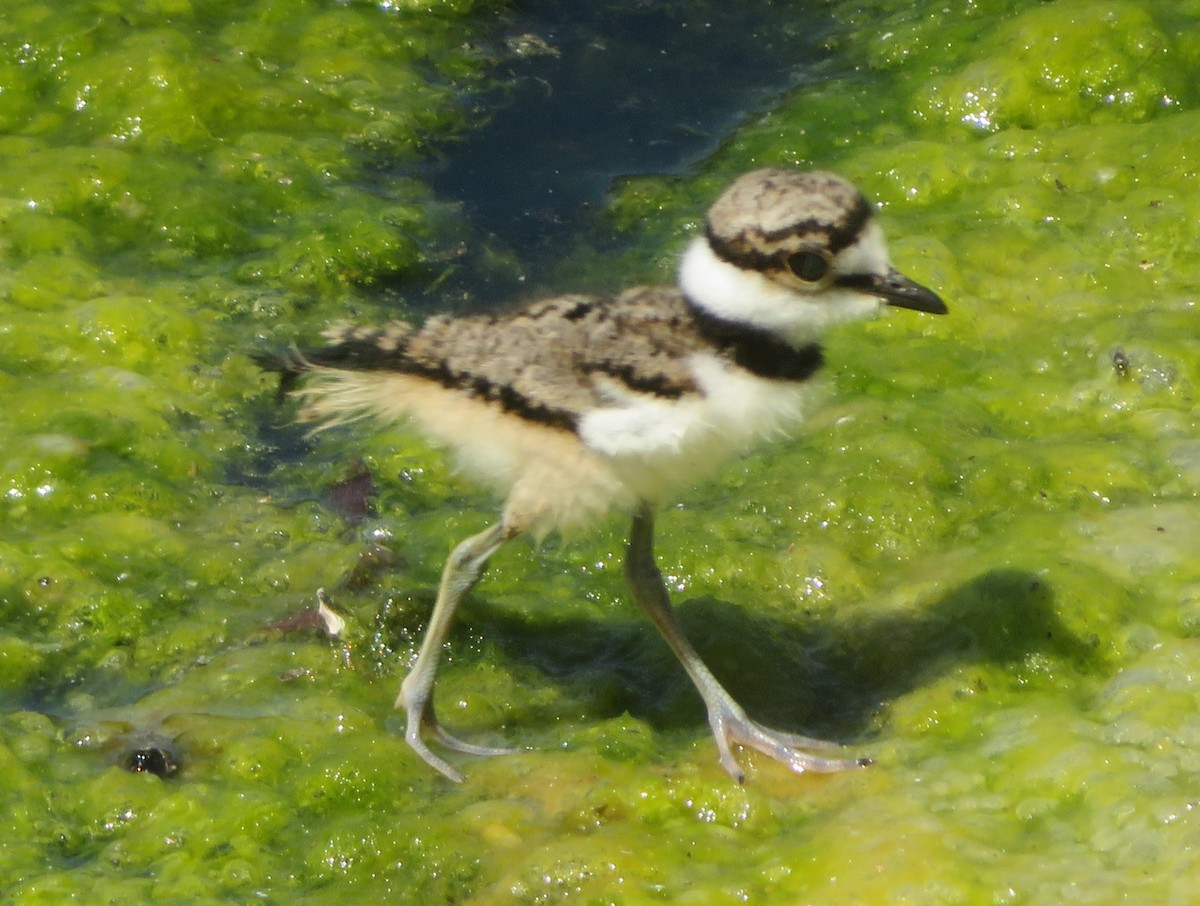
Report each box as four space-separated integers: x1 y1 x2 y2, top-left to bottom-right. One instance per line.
686 298 823 383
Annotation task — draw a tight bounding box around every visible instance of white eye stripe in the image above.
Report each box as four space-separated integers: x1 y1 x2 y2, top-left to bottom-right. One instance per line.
829 221 891 279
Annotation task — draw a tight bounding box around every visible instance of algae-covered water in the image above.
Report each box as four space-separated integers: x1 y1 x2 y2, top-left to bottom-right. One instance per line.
3 0 1200 902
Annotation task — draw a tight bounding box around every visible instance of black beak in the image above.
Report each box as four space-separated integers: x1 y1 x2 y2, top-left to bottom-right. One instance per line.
841 268 947 315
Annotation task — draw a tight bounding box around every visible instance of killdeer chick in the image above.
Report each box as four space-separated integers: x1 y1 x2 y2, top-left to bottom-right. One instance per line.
263 168 947 783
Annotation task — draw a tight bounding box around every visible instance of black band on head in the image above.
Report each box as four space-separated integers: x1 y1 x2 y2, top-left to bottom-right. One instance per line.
706 193 872 273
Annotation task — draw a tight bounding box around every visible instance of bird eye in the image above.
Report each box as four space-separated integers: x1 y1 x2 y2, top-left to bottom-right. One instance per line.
787 250 830 283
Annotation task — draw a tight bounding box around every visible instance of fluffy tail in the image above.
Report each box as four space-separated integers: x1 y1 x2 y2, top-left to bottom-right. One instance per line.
253 319 417 398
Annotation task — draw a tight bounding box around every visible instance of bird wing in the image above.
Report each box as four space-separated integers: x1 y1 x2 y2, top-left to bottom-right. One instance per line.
293 288 714 432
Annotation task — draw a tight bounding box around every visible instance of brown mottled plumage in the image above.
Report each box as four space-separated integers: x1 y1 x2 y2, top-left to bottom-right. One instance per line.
300 290 709 431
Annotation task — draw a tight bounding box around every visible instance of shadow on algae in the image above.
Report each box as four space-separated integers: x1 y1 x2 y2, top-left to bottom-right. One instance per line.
433 567 1099 741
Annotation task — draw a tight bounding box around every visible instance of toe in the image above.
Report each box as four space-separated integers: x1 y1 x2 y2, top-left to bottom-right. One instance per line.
408 733 466 783
431 725 519 757
713 707 868 777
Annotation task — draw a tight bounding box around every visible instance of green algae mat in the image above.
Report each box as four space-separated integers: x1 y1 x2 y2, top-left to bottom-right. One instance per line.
3 0 1200 902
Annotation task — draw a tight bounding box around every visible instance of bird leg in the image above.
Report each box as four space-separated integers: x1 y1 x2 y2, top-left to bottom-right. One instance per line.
396 521 519 782
624 503 871 782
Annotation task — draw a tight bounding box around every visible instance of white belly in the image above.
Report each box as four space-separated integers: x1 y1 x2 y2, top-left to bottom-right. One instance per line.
577 352 815 504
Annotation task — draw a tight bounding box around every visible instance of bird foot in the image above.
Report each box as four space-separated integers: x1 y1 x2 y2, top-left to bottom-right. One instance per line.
710 706 871 783
400 694 518 783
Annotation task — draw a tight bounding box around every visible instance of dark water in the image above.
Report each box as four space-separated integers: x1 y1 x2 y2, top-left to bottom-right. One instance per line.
427 0 835 266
